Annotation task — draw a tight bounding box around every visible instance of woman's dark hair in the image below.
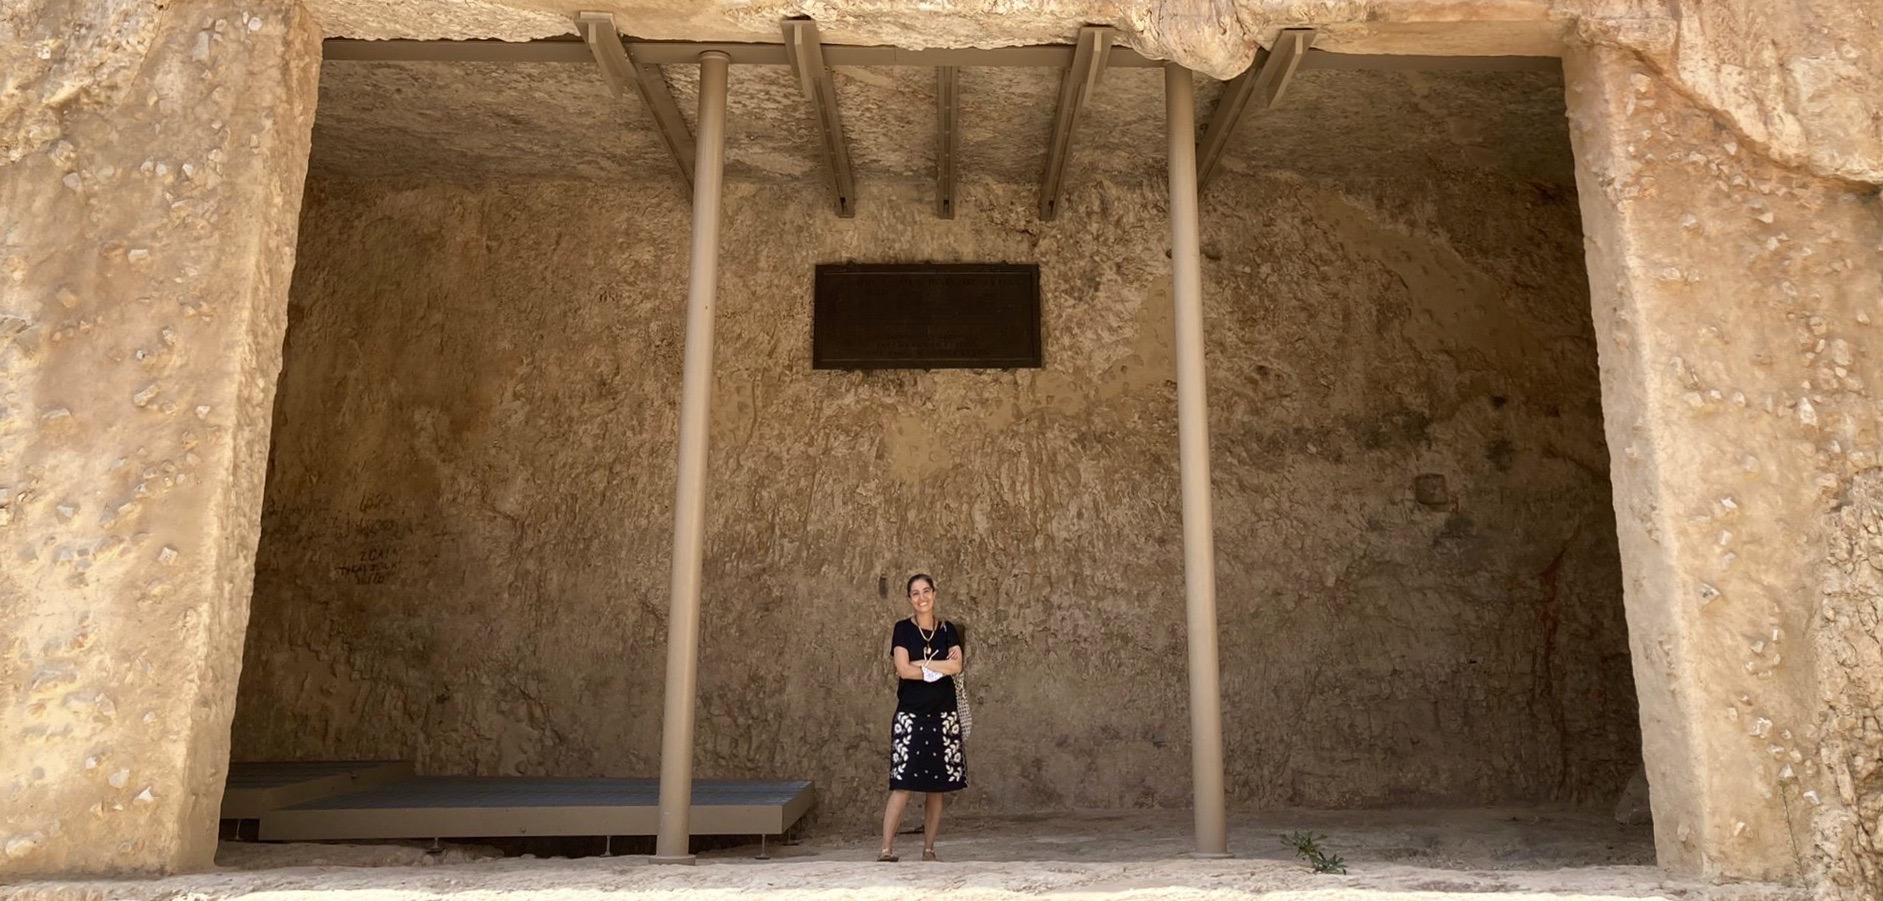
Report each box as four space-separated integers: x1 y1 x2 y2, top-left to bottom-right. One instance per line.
906 573 935 595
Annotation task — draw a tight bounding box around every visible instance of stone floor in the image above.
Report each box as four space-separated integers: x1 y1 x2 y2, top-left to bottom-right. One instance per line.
2 808 1806 900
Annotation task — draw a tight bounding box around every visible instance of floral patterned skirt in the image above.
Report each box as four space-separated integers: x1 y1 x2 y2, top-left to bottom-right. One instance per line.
889 709 967 792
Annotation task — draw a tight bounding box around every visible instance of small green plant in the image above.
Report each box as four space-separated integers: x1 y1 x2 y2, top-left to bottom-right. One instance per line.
1775 772 1809 886
1281 831 1348 874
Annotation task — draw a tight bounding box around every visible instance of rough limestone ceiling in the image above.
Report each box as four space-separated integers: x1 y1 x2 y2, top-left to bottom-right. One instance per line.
293 0 1882 184
306 61 1579 187
296 0 1573 77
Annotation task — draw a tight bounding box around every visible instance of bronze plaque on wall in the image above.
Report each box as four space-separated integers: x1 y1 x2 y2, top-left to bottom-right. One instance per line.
812 263 1042 370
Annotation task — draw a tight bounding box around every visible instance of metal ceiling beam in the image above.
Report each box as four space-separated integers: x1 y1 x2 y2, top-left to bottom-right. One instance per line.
1195 27 1313 191
783 19 857 218
324 38 593 63
319 38 1148 67
322 37 1560 73
935 66 959 219
574 12 696 190
1038 25 1112 221
1302 52 1558 71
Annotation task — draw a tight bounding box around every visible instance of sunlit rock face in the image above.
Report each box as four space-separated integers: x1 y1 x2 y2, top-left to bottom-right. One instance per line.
1570 0 1883 185
2 0 1877 889
0 0 322 878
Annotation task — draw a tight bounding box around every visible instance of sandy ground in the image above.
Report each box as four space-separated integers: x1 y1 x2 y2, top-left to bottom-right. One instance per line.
2 808 1806 900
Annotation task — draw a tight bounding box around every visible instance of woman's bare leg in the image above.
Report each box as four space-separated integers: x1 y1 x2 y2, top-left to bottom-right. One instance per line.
880 790 912 856
922 792 944 855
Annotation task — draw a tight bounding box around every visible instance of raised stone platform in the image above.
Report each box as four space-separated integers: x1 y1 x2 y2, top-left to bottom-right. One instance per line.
221 761 416 820
256 777 815 841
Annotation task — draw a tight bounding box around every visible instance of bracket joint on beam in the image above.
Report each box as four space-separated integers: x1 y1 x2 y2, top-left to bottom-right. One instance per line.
574 11 698 191
1038 25 1112 221
1195 27 1314 192
784 18 857 218
935 66 959 219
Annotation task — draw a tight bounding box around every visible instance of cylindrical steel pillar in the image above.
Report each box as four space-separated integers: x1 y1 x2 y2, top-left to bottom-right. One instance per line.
653 50 731 865
1165 62 1230 858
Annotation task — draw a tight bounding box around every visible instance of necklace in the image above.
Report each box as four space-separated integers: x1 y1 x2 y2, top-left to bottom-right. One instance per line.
913 617 937 658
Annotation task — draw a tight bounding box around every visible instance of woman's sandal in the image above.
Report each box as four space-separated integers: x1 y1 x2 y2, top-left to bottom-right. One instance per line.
922 849 939 862
876 851 899 862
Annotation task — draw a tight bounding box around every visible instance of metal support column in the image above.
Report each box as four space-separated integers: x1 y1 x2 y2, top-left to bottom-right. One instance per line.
652 49 731 866
1165 62 1229 859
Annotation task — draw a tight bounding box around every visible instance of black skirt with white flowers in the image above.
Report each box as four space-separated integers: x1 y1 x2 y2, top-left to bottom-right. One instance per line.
889 709 966 792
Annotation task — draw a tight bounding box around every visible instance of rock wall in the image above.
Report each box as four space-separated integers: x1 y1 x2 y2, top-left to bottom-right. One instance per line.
1819 473 1883 898
1564 43 1883 892
1573 0 1883 186
0 0 320 877
230 164 1637 829
1 0 1872 888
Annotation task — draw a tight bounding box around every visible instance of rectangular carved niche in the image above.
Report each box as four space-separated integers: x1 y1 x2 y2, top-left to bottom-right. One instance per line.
812 263 1042 370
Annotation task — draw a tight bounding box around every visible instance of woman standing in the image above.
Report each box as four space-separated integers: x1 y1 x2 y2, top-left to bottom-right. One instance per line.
878 573 965 862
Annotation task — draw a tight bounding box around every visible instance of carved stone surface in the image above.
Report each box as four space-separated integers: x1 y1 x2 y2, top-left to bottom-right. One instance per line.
1566 42 1883 890
233 164 1632 848
2 0 1879 892
0 0 321 878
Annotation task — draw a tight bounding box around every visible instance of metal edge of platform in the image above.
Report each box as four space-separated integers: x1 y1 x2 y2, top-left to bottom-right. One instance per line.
779 781 815 833
220 761 416 820
259 804 657 841
256 779 815 842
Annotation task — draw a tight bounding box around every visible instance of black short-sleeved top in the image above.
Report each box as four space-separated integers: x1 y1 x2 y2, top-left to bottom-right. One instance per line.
891 618 961 714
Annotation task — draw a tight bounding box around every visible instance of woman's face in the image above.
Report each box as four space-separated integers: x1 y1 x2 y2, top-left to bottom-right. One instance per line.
907 578 936 617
